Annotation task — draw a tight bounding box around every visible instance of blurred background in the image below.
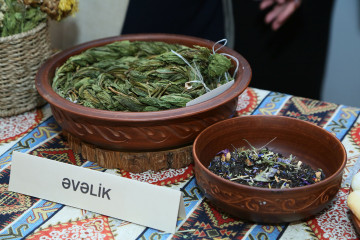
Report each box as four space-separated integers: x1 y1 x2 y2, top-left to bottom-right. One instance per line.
321 0 360 107
49 0 360 107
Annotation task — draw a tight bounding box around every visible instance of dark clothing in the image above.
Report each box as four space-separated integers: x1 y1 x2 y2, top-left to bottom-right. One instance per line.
232 0 334 99
121 0 225 42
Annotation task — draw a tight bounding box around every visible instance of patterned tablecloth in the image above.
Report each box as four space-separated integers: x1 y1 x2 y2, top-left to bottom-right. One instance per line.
1 87 360 240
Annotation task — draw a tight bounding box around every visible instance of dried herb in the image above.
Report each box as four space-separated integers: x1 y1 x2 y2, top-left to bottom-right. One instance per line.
0 0 79 37
208 140 325 189
23 0 79 21
0 0 47 37
52 40 234 112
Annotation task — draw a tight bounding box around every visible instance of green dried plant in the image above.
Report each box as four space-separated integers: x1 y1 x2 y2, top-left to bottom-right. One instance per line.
52 40 234 112
0 0 47 37
0 0 78 37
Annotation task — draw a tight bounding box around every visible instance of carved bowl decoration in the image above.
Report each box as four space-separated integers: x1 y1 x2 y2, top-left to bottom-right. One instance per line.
193 115 347 223
35 34 251 161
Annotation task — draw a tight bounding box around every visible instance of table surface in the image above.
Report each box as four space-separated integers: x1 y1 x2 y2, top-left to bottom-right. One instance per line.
1 87 360 240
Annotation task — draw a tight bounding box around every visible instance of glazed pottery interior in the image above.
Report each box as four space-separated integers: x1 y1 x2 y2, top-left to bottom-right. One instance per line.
193 115 346 223
36 33 252 152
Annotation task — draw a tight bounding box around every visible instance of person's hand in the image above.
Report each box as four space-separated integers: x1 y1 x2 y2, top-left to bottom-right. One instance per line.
259 0 302 31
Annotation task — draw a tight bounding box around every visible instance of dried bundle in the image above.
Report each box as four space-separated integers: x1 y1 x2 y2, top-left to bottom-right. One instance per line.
52 40 233 112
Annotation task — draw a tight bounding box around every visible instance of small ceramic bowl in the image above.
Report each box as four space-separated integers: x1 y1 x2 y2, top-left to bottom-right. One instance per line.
193 115 347 223
36 33 251 151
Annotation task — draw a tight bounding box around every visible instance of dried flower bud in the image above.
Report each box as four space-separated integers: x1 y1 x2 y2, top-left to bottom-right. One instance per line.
40 0 59 20
0 0 6 28
57 0 78 21
225 152 231 161
0 0 7 11
297 160 302 168
0 12 4 28
23 0 42 7
275 175 279 182
245 158 253 166
39 0 78 21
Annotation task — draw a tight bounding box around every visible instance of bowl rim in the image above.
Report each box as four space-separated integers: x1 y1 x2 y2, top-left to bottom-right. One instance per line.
36 33 252 122
192 115 347 193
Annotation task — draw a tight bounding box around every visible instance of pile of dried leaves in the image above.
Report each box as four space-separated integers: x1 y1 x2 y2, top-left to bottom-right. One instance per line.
52 40 234 112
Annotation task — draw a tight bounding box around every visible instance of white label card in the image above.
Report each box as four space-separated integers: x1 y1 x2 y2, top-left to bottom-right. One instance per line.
186 80 234 106
9 151 186 233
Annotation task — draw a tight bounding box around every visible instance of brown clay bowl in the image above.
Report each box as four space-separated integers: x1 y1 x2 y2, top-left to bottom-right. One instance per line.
35 33 251 151
193 115 347 223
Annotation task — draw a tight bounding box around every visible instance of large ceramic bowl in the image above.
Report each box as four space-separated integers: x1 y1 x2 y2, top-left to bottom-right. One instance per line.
193 115 347 223
36 34 251 151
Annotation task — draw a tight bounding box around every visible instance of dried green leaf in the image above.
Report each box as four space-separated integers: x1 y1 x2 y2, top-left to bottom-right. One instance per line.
138 96 172 109
113 95 144 112
207 54 232 78
159 94 192 107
